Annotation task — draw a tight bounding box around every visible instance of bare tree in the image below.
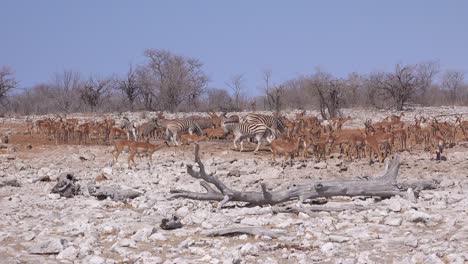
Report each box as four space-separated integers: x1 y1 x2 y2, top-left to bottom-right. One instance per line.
135 66 158 111
79 77 112 112
0 66 17 105
228 74 245 111
265 85 284 114
117 65 140 111
415 61 440 105
372 64 420 111
262 69 284 112
143 49 208 112
50 70 82 113
205 88 233 111
307 70 342 119
343 72 366 107
442 70 465 104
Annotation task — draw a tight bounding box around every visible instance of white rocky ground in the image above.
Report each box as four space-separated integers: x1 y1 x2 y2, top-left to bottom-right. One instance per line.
0 107 467 264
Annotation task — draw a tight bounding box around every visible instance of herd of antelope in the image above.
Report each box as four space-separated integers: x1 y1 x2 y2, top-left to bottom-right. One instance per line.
27 111 468 168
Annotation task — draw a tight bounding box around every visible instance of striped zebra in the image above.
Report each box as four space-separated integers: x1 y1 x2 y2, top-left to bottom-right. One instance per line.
222 121 275 152
242 113 286 135
165 119 203 146
121 117 137 141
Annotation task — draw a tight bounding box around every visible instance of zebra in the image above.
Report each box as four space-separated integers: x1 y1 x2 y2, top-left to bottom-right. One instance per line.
165 119 203 146
242 113 286 135
138 118 158 142
121 117 137 141
222 121 275 152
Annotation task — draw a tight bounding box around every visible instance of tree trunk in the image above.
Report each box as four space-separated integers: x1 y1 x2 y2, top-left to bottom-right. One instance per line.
170 144 436 209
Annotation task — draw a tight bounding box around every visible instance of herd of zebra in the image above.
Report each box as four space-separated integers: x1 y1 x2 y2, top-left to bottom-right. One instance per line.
150 112 287 152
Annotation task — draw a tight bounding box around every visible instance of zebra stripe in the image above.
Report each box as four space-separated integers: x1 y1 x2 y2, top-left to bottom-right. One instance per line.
222 121 275 152
166 119 203 146
243 113 286 134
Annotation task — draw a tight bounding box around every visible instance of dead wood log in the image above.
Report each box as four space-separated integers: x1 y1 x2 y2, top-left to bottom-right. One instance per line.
170 144 436 208
201 226 287 238
50 173 142 202
0 179 21 188
271 204 375 216
89 185 142 201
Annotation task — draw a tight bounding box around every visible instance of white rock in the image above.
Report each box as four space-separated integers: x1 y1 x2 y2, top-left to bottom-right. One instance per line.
238 234 248 240
57 246 78 260
445 254 465 264
328 235 350 243
27 238 65 254
131 227 155 242
201 222 213 229
240 243 258 255
320 242 335 254
48 193 61 200
240 217 267 226
100 225 118 235
85 255 106 264
101 167 113 176
424 254 445 264
176 206 190 218
439 179 455 188
406 210 432 223
149 232 167 241
384 217 402 226
313 162 327 169
298 212 310 219
404 236 418 248
118 238 137 248
23 231 36 241
384 198 402 212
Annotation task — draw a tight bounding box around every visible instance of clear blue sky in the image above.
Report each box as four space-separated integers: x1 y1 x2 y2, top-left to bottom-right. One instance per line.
2 1 467 95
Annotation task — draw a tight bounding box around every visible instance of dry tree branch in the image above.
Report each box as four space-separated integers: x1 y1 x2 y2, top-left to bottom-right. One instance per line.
169 144 436 209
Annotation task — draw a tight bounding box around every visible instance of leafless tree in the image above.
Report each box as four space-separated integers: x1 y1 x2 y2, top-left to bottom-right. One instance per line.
372 64 421 111
205 88 233 111
135 66 158 111
117 65 140 111
414 61 440 105
306 70 342 119
343 72 366 107
228 74 245 111
442 70 465 104
79 77 112 112
143 49 208 112
265 85 284 114
50 70 82 113
0 66 17 105
262 69 284 112
281 77 310 110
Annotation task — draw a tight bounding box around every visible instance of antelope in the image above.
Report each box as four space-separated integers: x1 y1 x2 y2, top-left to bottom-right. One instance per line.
180 134 209 145
112 139 167 168
270 135 303 166
203 127 226 140
331 116 352 131
127 141 168 168
455 115 468 140
364 124 393 163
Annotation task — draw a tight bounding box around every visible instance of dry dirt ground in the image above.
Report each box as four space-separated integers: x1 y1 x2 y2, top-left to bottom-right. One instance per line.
0 107 467 264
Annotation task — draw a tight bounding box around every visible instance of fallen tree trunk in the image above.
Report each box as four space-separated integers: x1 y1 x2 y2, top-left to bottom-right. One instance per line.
170 144 436 208
201 227 287 238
